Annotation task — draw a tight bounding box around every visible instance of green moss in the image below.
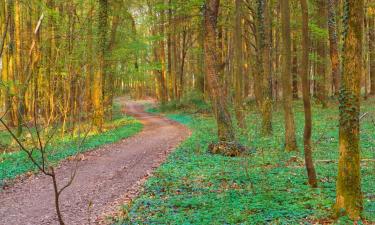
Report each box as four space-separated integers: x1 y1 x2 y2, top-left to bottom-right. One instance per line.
115 99 374 224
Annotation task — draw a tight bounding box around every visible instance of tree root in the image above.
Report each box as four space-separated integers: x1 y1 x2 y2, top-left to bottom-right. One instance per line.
208 141 246 157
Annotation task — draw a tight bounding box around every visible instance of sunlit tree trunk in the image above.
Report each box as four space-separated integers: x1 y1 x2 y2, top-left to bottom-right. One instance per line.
159 4 168 104
328 0 341 96
93 0 108 130
335 0 363 220
315 0 328 107
369 15 375 95
300 0 317 188
14 0 23 136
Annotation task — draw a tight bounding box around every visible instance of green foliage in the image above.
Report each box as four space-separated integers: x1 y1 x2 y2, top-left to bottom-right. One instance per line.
158 91 211 114
0 116 143 182
115 100 374 224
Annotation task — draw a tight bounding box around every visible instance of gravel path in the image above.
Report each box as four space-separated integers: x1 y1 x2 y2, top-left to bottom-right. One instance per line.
0 99 190 225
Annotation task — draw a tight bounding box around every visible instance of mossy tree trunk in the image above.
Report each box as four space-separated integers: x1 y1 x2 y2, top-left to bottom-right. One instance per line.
335 0 363 220
93 0 108 130
256 0 273 136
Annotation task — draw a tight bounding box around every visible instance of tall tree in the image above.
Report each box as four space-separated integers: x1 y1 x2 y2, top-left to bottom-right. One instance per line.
315 0 328 107
280 0 297 151
300 0 317 187
93 0 108 130
234 0 245 128
256 0 273 135
328 0 341 96
369 13 375 95
204 0 240 155
335 0 364 220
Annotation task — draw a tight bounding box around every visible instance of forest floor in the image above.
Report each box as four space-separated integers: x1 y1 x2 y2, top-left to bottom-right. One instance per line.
0 98 190 225
115 98 375 225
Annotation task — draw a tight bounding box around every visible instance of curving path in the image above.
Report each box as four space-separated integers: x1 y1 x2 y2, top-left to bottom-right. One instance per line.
0 98 190 225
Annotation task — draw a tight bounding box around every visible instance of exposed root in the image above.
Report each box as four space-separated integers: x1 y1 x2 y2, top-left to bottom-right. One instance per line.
208 141 246 157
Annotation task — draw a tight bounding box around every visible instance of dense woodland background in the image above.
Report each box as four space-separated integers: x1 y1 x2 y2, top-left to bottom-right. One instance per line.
0 0 374 223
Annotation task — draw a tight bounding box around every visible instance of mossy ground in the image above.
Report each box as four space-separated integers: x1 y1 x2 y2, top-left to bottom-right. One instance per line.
116 98 374 224
0 104 143 182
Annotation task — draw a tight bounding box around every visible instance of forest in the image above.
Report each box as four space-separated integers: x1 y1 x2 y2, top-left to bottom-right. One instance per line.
0 0 374 224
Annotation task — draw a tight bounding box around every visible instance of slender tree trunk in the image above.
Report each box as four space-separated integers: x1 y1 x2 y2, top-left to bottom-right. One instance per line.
234 0 244 128
292 38 298 99
328 0 341 96
159 5 168 104
15 0 23 136
369 16 375 95
280 0 297 151
300 0 317 188
255 0 273 135
335 0 363 220
93 0 108 130
316 0 328 107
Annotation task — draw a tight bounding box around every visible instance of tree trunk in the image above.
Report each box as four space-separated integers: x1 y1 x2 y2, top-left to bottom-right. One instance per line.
369 16 375 95
204 0 236 143
234 0 244 128
316 0 327 107
335 0 363 220
256 0 273 136
300 0 317 188
292 38 298 99
93 0 108 130
328 0 341 96
280 0 298 151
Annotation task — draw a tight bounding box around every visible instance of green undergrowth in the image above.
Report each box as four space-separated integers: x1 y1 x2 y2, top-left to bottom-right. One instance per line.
0 107 143 183
116 99 374 224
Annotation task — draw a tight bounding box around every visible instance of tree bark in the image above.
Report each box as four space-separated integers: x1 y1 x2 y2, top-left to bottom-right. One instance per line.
369 16 375 95
93 0 108 130
300 0 318 188
204 0 236 143
335 0 363 220
255 0 273 135
280 0 298 151
328 0 341 96
234 0 245 128
316 0 328 107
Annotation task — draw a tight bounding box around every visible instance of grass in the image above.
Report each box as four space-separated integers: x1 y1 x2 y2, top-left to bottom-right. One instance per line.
115 98 374 224
0 105 143 183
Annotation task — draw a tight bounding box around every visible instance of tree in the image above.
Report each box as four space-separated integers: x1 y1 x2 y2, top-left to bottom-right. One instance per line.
255 0 273 135
280 0 297 151
234 0 245 128
335 0 364 220
369 11 375 95
328 0 341 96
299 0 317 187
93 0 108 130
204 0 243 156
315 0 328 107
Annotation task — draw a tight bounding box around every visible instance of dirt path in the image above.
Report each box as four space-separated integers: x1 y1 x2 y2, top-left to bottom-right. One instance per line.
0 99 190 225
